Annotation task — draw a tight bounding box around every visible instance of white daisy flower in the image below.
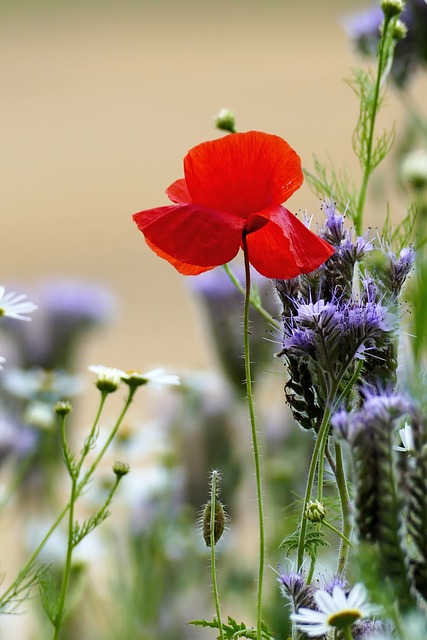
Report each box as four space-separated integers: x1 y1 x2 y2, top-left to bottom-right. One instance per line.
122 368 180 388
394 423 415 454
88 365 125 393
0 286 37 321
291 583 373 637
89 365 180 392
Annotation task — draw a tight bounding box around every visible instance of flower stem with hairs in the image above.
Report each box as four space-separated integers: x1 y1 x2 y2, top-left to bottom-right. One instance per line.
242 233 265 640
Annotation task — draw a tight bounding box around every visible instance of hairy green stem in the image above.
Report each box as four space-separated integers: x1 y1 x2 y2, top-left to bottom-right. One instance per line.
334 442 353 577
210 471 224 640
354 15 391 235
297 388 338 571
242 235 265 640
223 262 281 331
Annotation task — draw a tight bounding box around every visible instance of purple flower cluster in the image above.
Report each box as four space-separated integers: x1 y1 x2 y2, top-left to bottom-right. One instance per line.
275 204 413 430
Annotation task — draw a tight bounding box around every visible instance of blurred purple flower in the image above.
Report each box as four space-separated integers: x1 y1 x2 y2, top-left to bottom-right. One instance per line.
1 279 115 370
345 1 427 86
189 266 278 395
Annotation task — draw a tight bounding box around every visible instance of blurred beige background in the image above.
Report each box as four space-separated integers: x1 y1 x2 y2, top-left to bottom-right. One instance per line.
1 0 425 376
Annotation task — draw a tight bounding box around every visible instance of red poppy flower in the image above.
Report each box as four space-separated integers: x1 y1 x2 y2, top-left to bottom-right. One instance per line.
133 131 334 278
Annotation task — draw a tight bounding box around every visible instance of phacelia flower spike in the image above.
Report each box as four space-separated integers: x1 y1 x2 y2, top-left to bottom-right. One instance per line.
133 131 334 279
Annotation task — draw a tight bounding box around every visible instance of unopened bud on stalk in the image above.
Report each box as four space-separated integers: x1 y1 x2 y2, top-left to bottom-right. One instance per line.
55 400 72 416
201 469 227 546
381 0 404 18
113 461 130 478
392 19 408 41
305 500 326 523
214 108 236 134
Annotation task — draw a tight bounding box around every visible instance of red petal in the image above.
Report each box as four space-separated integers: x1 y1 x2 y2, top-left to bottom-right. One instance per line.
166 179 192 204
245 206 334 279
133 204 245 269
183 131 303 218
144 237 215 275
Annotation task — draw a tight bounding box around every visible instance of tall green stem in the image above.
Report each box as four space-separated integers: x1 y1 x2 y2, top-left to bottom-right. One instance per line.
210 471 224 640
354 15 391 235
334 441 353 576
297 388 337 571
242 235 265 640
223 263 281 331
53 476 77 640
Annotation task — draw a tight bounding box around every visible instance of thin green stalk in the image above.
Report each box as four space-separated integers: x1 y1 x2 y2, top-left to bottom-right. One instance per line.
223 262 281 331
297 389 337 571
78 387 136 496
76 391 108 476
210 471 224 640
344 625 353 640
52 477 77 640
334 442 353 577
0 388 135 610
242 235 265 640
354 15 391 235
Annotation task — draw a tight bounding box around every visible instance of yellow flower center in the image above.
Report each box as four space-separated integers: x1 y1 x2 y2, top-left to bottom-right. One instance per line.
327 609 362 630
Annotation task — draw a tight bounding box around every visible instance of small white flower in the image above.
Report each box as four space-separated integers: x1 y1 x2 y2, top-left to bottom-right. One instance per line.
122 368 180 388
88 365 125 393
23 401 55 430
394 423 415 454
89 365 180 390
291 583 373 637
0 286 37 321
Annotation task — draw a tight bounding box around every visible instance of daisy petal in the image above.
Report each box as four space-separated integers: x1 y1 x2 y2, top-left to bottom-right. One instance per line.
315 589 338 614
331 586 348 609
292 609 329 623
133 204 245 269
346 583 367 608
184 131 303 217
245 206 334 278
295 623 330 637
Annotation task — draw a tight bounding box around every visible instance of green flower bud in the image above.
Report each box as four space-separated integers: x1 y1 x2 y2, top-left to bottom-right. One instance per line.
392 19 408 41
202 501 226 547
113 461 130 478
305 499 326 523
55 400 72 416
214 108 236 134
381 0 404 18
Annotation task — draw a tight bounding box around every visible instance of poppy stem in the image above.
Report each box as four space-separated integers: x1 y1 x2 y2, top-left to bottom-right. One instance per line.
241 233 265 640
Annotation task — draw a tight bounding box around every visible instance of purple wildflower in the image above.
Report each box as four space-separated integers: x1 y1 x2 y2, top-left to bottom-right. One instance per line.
1 279 115 370
345 1 427 86
389 246 415 295
189 265 278 395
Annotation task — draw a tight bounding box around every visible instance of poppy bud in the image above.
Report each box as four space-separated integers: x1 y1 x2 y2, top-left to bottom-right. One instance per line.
202 501 226 547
